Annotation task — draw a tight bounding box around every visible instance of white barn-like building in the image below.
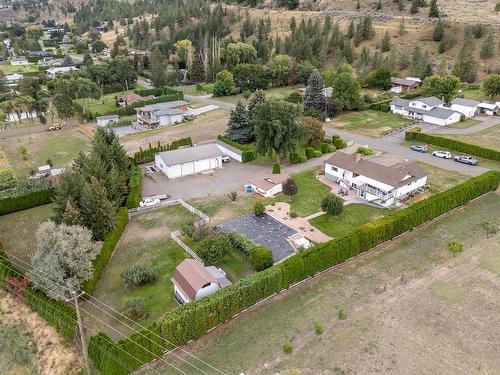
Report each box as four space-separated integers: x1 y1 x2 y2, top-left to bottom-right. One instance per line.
390 97 462 126
449 98 480 118
324 151 428 207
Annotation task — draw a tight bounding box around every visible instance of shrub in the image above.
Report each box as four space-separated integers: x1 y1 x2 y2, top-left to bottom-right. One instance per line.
333 137 347 149
289 152 301 164
290 212 298 218
321 194 344 216
357 146 374 156
249 246 273 271
0 324 37 365
272 163 281 174
447 240 464 255
227 191 238 202
122 265 158 288
227 231 255 257
282 341 293 354
305 147 315 159
481 221 498 237
0 188 55 216
405 131 500 161
253 201 265 216
314 321 324 334
286 92 303 104
122 297 147 320
125 165 142 209
196 235 231 264
321 143 331 153
337 306 346 320
313 150 322 158
242 89 251 99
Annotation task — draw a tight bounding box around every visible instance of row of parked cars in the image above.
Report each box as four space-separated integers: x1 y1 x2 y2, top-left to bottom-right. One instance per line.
410 145 479 165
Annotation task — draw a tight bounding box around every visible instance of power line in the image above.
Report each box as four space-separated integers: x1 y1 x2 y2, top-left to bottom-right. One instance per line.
6 251 227 374
3 255 214 374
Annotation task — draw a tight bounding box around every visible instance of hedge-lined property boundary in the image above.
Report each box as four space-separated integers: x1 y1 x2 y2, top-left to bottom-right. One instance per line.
88 170 500 375
125 165 142 209
217 135 255 162
0 247 77 340
132 137 193 164
405 131 500 161
82 207 129 295
0 188 55 216
133 86 184 98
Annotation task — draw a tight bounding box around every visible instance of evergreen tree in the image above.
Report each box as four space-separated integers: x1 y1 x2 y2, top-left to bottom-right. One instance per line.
190 52 205 82
429 0 440 18
226 101 253 143
483 74 500 98
410 0 419 14
61 200 82 226
347 20 355 39
303 69 325 113
398 18 406 35
376 0 382 10
432 19 444 41
356 0 361 10
480 34 495 59
381 30 392 52
150 46 168 87
452 43 478 83
248 90 266 117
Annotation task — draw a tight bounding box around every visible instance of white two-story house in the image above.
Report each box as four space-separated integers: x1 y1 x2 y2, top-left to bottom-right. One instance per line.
324 151 428 207
135 100 188 128
390 96 462 126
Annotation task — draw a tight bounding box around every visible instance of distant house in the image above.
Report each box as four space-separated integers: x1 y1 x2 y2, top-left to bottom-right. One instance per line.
10 57 29 65
171 259 231 304
390 77 421 93
7 106 39 122
96 114 119 127
248 174 289 198
449 98 480 118
42 58 65 67
26 50 53 58
118 92 154 107
155 143 224 179
5 73 24 86
390 97 461 126
46 66 78 78
135 100 189 128
477 102 499 116
60 35 74 50
324 151 428 207
298 86 333 98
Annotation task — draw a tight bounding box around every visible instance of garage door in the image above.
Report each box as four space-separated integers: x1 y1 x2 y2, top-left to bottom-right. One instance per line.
195 159 211 173
168 165 182 178
182 162 195 176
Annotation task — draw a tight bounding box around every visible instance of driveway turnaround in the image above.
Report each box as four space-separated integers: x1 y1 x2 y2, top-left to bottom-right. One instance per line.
218 213 296 262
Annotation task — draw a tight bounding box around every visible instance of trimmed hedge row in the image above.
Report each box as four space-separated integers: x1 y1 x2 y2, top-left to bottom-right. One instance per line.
367 98 391 112
82 207 129 295
277 170 500 288
217 135 255 162
405 131 500 161
88 266 283 375
125 165 142 209
88 171 500 374
133 86 183 99
0 188 55 216
133 137 193 164
0 248 77 340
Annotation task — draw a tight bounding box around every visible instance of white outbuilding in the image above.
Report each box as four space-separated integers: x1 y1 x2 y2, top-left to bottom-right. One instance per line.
449 98 480 118
155 143 224 179
96 114 119 127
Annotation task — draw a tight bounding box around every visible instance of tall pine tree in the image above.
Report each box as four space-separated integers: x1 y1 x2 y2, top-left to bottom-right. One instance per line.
226 101 253 143
303 69 325 114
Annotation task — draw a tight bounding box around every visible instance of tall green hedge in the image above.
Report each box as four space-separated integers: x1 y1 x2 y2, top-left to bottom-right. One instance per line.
133 137 192 164
82 208 129 295
217 135 255 162
405 131 500 161
0 248 77 340
133 86 183 98
0 188 55 216
88 171 500 374
125 165 142 209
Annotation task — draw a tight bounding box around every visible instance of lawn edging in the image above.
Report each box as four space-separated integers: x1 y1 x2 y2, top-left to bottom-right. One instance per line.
405 130 500 161
0 188 55 216
87 170 500 375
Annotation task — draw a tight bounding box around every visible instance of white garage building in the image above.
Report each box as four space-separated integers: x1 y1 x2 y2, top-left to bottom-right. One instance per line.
449 98 480 118
155 143 224 179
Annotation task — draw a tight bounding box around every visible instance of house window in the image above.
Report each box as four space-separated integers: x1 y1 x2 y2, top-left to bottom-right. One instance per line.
331 166 338 172
353 173 360 178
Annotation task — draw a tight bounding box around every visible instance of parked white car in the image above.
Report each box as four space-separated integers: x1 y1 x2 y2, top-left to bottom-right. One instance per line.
432 150 452 159
140 198 161 207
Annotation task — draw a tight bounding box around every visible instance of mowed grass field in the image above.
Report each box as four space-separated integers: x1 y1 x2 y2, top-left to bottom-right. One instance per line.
443 125 500 152
83 205 196 340
0 129 91 179
74 92 122 115
327 110 411 138
310 203 388 238
0 204 54 265
151 192 500 375
214 85 300 105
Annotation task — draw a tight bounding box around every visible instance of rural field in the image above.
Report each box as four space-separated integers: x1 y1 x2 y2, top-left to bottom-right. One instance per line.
0 128 91 179
119 109 230 154
326 110 411 138
150 192 500 375
442 126 500 152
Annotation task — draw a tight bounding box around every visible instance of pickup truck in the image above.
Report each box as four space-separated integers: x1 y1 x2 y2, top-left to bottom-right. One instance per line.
454 155 479 166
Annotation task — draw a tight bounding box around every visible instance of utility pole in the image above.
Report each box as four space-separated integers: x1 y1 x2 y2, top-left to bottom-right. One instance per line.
70 291 92 375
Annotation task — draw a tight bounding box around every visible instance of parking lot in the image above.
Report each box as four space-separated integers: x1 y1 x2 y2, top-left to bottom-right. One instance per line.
218 213 297 262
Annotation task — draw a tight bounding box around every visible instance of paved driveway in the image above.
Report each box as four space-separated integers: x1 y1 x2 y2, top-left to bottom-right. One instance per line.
218 213 296 262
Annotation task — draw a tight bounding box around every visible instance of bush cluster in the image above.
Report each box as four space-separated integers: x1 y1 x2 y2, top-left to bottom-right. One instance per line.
272 163 281 174
216 135 255 163
122 265 158 288
249 246 273 272
0 188 55 216
405 131 500 161
195 235 231 264
133 86 183 98
122 297 147 320
333 135 347 149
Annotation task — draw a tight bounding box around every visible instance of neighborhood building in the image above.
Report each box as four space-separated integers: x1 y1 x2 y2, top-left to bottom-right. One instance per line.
96 114 120 127
26 50 54 58
41 58 65 67
135 100 188 128
389 77 421 93
118 92 154 107
324 151 428 207
298 86 333 98
247 174 289 198
155 143 225 179
390 97 462 126
171 259 231 304
7 106 39 122
46 66 78 78
449 98 480 118
10 57 29 65
5 73 24 86
477 102 499 116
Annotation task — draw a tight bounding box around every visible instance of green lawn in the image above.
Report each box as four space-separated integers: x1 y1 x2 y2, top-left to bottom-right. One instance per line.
75 92 122 115
0 64 40 74
459 84 486 101
310 204 388 237
415 162 470 194
442 125 500 152
447 118 481 129
215 86 300 105
274 168 331 217
327 110 411 137
0 129 91 179
0 204 54 266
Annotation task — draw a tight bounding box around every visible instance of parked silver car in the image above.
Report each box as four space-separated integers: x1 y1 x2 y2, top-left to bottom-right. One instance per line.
432 150 452 159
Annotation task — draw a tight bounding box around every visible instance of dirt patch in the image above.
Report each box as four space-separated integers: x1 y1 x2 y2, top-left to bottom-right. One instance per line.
0 291 83 375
